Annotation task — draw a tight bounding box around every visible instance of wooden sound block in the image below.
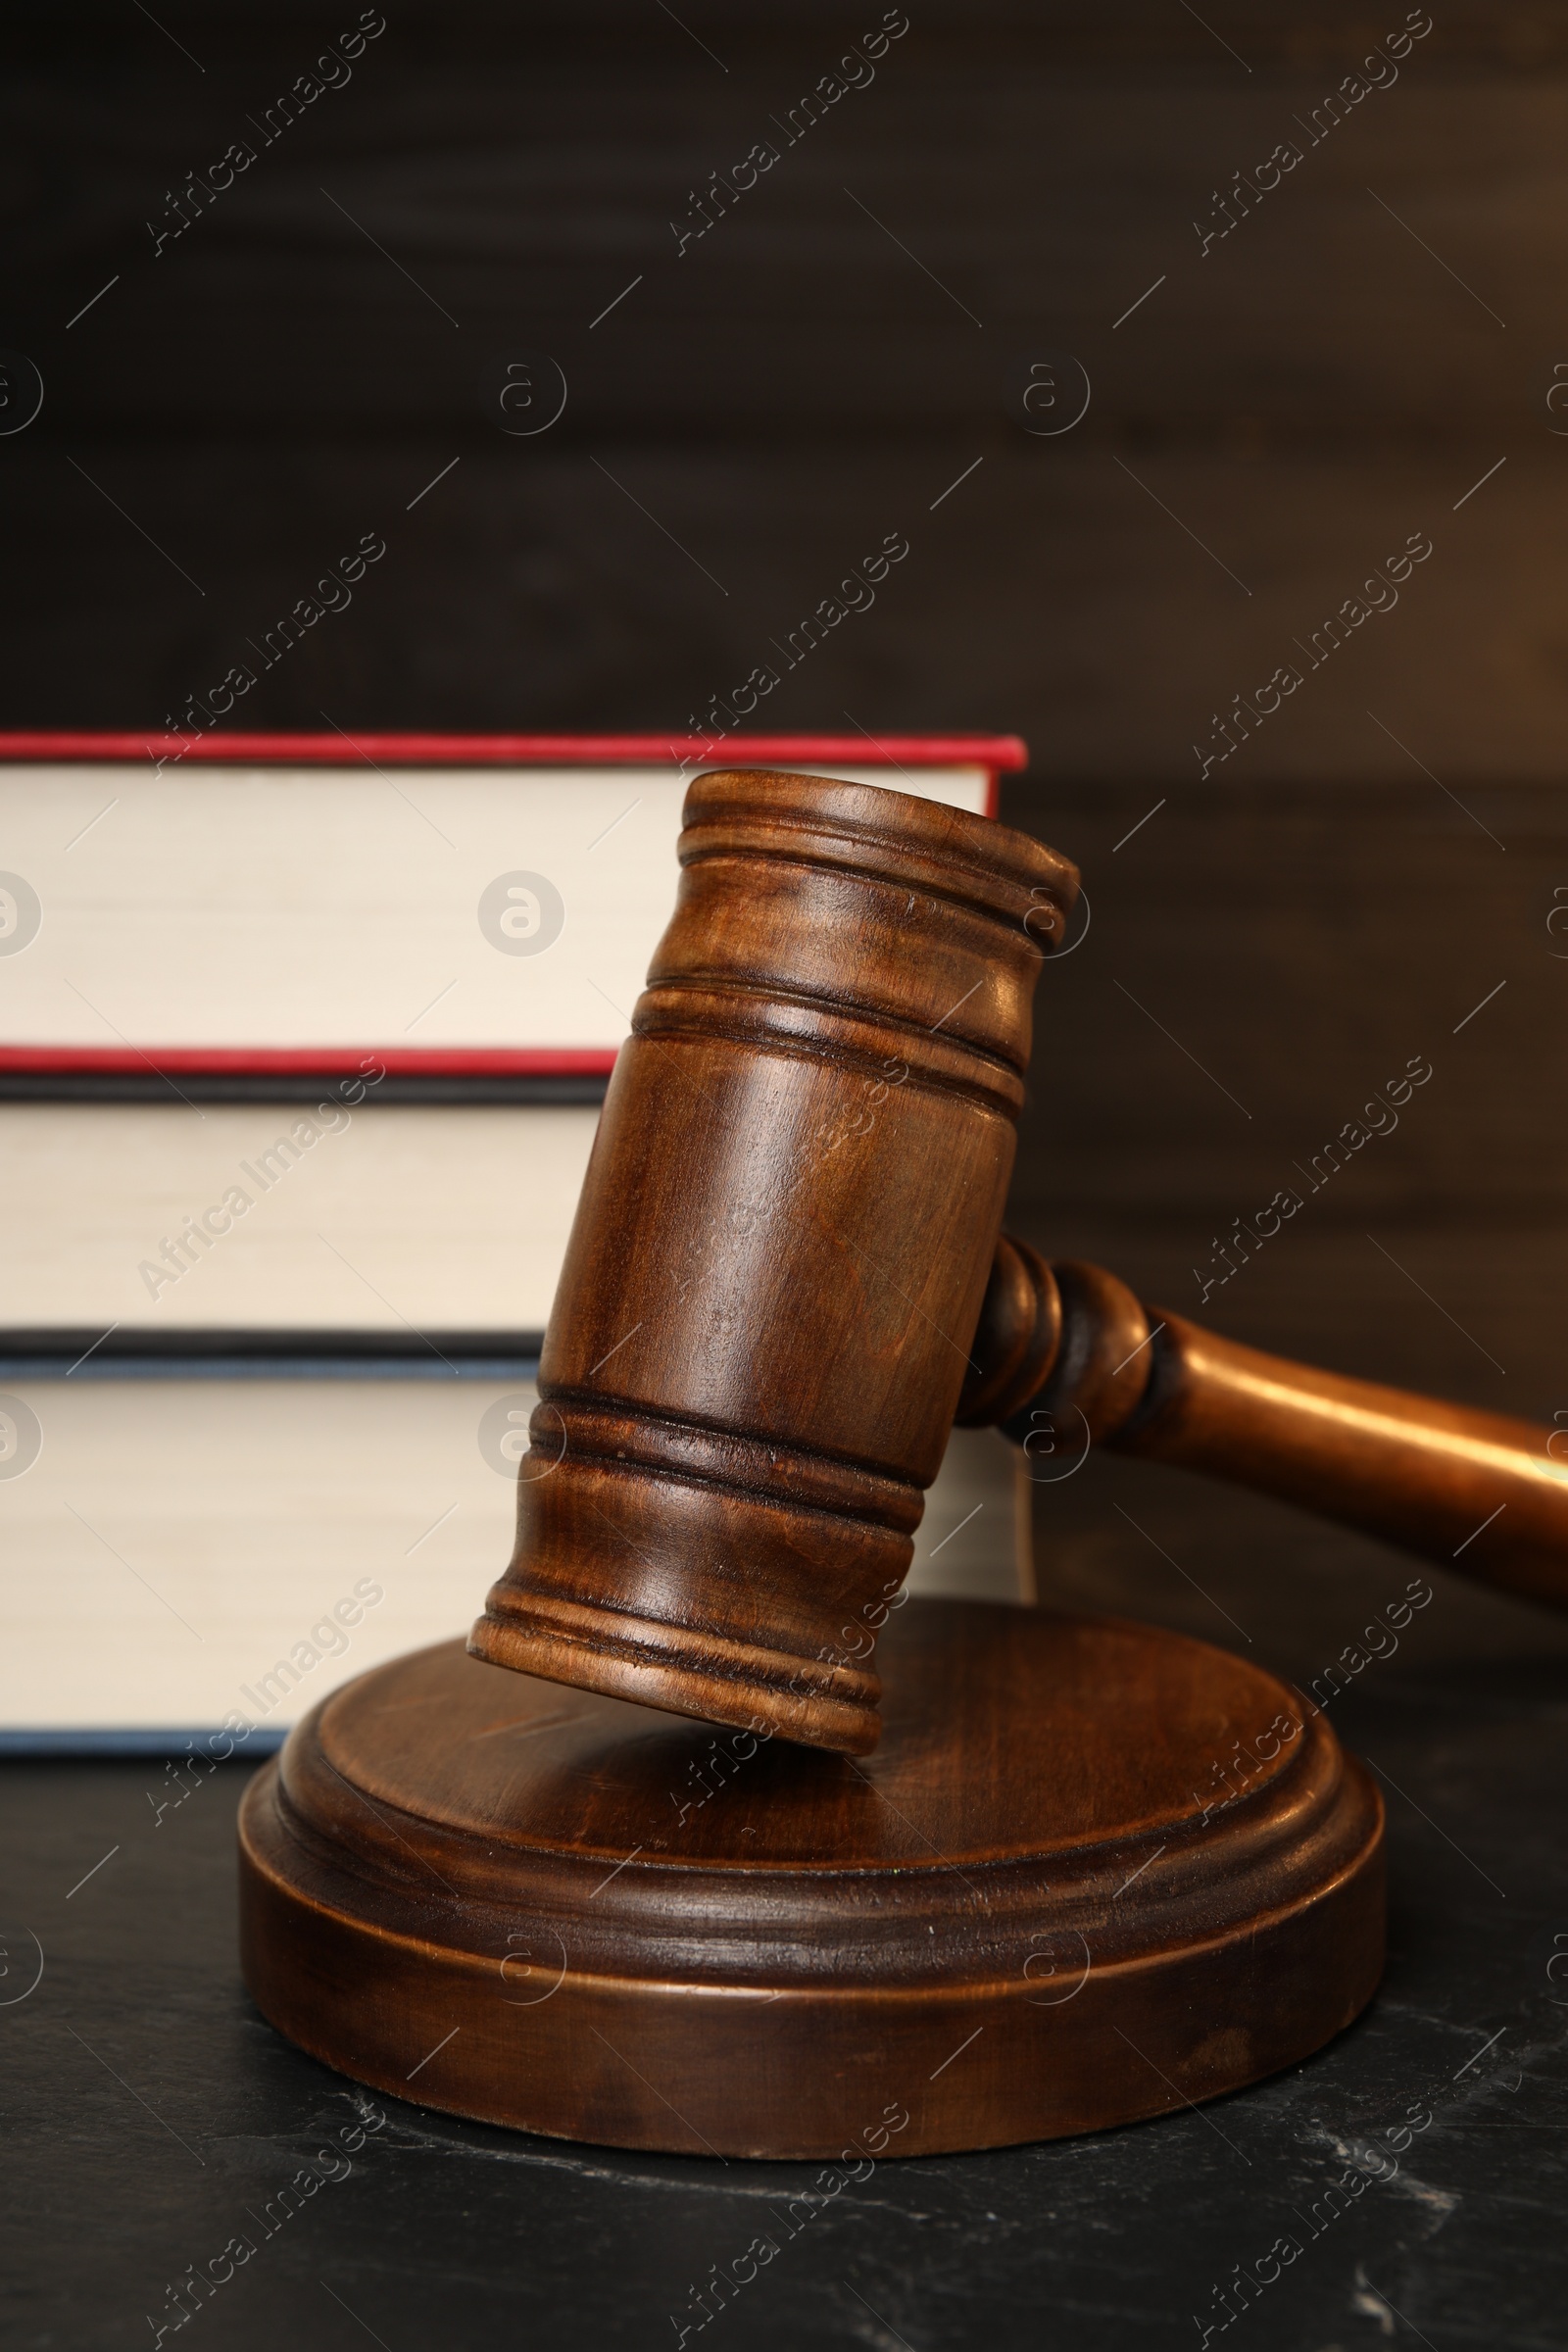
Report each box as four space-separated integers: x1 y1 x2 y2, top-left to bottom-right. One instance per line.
238 1600 1384 2160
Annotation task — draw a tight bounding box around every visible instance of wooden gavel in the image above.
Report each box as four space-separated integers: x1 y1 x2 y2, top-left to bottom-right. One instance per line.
469 769 1568 1752
960 1237 1568 1607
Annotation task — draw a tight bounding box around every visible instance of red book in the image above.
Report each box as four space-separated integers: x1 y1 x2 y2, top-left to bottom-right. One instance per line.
0 731 1022 1093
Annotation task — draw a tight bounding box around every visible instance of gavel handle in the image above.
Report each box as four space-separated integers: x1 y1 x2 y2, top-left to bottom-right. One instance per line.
956 1240 1568 1615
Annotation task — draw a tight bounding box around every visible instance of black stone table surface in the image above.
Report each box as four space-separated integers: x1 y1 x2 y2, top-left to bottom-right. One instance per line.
5 1450 1566 2352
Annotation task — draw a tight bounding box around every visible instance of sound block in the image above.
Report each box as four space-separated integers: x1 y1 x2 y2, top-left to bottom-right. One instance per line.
238 1600 1383 2160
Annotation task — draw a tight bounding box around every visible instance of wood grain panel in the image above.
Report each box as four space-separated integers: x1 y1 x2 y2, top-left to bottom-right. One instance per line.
3 437 1563 770
5 24 1562 435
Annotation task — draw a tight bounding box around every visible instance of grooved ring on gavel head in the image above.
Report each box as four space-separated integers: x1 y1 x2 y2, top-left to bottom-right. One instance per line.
468 769 1080 1753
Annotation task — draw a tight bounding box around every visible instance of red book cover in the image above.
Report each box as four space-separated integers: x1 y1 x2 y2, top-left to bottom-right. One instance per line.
0 730 1024 1090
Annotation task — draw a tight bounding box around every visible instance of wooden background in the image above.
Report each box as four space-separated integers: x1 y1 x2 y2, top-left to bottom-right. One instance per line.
3 0 1565 1429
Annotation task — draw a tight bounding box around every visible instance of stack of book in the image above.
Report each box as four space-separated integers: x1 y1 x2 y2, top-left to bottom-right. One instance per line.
0 731 1031 1746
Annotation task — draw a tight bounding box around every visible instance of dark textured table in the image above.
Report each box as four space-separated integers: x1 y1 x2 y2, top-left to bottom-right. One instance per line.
5 1447 1566 2352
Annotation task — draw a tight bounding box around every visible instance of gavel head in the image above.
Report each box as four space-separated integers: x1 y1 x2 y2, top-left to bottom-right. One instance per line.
467 770 1078 1752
